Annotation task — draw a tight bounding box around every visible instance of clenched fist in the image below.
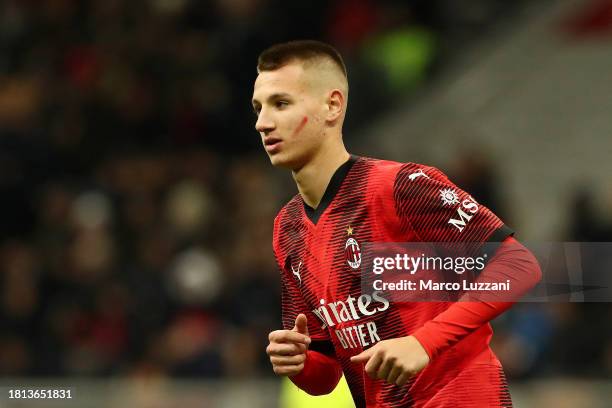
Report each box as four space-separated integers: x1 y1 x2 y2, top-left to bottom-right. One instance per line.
350 336 430 386
266 314 311 376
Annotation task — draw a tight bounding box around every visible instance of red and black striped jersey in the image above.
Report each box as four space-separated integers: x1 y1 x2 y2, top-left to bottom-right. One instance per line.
272 155 514 407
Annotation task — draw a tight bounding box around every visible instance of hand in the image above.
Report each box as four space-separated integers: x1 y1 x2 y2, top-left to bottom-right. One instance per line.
350 336 430 386
266 314 311 376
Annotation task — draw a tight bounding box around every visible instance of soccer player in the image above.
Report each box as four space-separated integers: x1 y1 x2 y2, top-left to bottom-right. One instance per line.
254 40 542 407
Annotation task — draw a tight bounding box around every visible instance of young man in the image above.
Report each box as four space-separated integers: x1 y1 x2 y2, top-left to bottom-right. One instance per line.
253 40 541 407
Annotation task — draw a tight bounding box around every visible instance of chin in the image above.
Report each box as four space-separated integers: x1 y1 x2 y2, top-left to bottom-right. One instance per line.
268 152 301 170
268 153 291 168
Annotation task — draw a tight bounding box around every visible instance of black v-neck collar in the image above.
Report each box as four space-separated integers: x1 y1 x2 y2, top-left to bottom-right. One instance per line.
303 155 358 225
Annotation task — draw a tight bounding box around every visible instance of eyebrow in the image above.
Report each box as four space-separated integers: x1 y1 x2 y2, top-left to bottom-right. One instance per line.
251 92 292 107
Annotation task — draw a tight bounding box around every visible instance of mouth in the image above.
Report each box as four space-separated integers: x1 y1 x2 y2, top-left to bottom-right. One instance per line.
264 137 283 153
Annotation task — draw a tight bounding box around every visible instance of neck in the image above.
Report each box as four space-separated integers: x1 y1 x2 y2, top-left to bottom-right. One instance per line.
292 140 350 209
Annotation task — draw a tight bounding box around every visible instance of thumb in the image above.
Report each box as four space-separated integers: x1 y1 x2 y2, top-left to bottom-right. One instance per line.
350 348 374 364
293 313 309 336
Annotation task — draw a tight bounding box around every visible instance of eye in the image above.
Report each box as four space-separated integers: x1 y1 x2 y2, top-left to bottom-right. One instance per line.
275 100 289 109
253 106 261 116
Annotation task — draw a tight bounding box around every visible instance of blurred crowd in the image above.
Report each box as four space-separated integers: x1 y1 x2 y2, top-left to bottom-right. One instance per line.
1 0 611 383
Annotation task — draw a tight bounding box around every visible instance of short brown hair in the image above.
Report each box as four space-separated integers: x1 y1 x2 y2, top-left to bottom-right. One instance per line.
257 40 347 79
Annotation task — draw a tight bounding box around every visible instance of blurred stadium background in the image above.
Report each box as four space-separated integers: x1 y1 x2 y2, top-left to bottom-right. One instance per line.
0 0 611 406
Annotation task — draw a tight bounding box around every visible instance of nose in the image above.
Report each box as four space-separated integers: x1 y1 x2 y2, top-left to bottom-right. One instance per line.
255 109 275 134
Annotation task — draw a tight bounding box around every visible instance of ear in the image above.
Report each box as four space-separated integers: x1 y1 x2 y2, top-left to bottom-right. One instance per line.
326 89 345 123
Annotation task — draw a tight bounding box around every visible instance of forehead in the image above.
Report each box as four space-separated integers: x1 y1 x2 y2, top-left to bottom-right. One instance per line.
252 63 307 101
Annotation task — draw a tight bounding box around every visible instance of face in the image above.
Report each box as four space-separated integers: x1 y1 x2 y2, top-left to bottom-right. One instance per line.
252 62 327 169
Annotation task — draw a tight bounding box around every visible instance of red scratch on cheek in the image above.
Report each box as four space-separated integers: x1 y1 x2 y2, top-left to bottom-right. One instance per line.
292 116 308 137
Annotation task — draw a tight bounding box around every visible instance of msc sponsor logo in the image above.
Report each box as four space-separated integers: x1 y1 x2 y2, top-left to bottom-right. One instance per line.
448 198 479 232
439 188 459 206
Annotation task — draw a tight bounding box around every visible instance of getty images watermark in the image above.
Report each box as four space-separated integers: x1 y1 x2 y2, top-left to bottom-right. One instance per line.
356 242 612 303
371 251 507 292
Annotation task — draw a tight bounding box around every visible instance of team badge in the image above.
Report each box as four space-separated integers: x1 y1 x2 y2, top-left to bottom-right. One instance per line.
345 226 361 269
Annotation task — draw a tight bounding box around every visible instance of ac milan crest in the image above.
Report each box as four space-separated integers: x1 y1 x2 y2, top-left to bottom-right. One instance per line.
345 226 361 269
